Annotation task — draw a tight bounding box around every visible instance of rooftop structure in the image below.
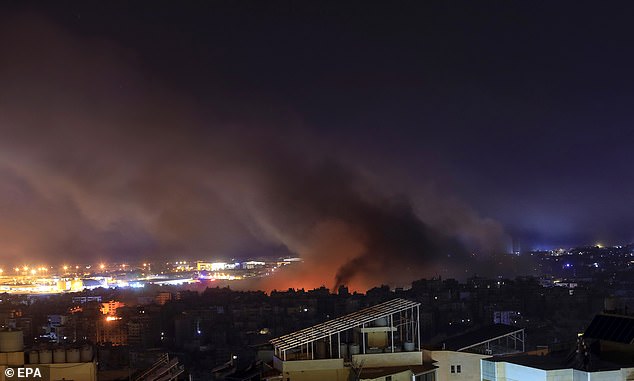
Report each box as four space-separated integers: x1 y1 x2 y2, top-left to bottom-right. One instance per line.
424 324 525 381
438 323 525 354
270 298 434 381
481 313 634 381
584 313 634 344
271 298 421 360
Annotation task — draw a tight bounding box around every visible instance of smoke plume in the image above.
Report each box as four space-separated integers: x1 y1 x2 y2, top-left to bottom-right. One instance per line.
0 13 507 290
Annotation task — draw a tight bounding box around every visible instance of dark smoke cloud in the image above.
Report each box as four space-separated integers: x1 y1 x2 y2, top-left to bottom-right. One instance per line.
0 13 507 289
246 159 475 290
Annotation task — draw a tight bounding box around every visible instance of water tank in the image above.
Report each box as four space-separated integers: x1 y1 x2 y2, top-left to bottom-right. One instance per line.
403 342 415 351
39 349 52 364
339 343 348 358
80 345 93 362
53 348 66 363
0 352 7 365
373 317 388 327
28 350 39 364
66 348 80 363
349 343 360 355
315 340 326 359
7 351 24 366
0 329 24 352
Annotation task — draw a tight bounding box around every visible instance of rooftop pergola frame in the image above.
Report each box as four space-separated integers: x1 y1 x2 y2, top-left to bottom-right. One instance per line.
271 298 422 361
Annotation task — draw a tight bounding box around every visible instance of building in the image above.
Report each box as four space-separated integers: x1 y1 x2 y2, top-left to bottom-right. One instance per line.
100 300 125 316
0 328 97 381
197 262 238 271
481 313 634 381
97 316 128 346
155 292 173 306
269 298 436 381
424 324 525 381
46 314 70 343
481 353 634 381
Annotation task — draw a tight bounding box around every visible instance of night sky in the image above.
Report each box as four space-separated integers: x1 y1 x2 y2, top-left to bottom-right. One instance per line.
1 2 634 288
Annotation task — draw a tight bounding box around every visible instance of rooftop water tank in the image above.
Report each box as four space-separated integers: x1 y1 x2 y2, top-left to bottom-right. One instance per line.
0 329 23 352
315 340 326 359
53 348 66 363
28 350 39 364
373 317 388 327
7 351 24 366
39 349 52 364
339 343 348 358
66 348 80 363
80 345 93 362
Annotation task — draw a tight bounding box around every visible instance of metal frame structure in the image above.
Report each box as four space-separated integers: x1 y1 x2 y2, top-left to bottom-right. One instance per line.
271 298 421 361
457 328 525 354
133 354 184 381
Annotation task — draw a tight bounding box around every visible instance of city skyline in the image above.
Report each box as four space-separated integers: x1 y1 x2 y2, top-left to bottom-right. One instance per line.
1 2 634 290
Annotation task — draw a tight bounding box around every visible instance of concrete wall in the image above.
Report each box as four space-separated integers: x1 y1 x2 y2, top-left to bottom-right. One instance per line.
428 350 489 381
481 359 632 381
362 369 412 381
621 367 634 381
273 351 426 381
47 362 97 381
283 367 350 381
587 369 624 381
499 362 547 381
352 351 422 367
278 357 344 372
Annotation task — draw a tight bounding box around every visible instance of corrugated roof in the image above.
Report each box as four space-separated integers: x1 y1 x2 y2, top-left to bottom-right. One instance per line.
584 314 634 344
270 298 420 351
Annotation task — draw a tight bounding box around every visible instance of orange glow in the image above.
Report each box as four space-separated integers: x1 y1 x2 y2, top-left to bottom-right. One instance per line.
257 220 368 292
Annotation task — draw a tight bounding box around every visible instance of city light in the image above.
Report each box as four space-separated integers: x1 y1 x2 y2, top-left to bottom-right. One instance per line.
0 257 286 294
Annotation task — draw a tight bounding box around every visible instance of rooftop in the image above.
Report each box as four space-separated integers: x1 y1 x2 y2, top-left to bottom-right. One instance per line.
435 324 524 352
584 313 634 344
359 363 436 379
485 352 633 372
270 298 420 352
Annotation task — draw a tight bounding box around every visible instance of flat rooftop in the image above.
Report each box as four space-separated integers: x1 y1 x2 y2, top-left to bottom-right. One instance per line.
485 352 634 372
